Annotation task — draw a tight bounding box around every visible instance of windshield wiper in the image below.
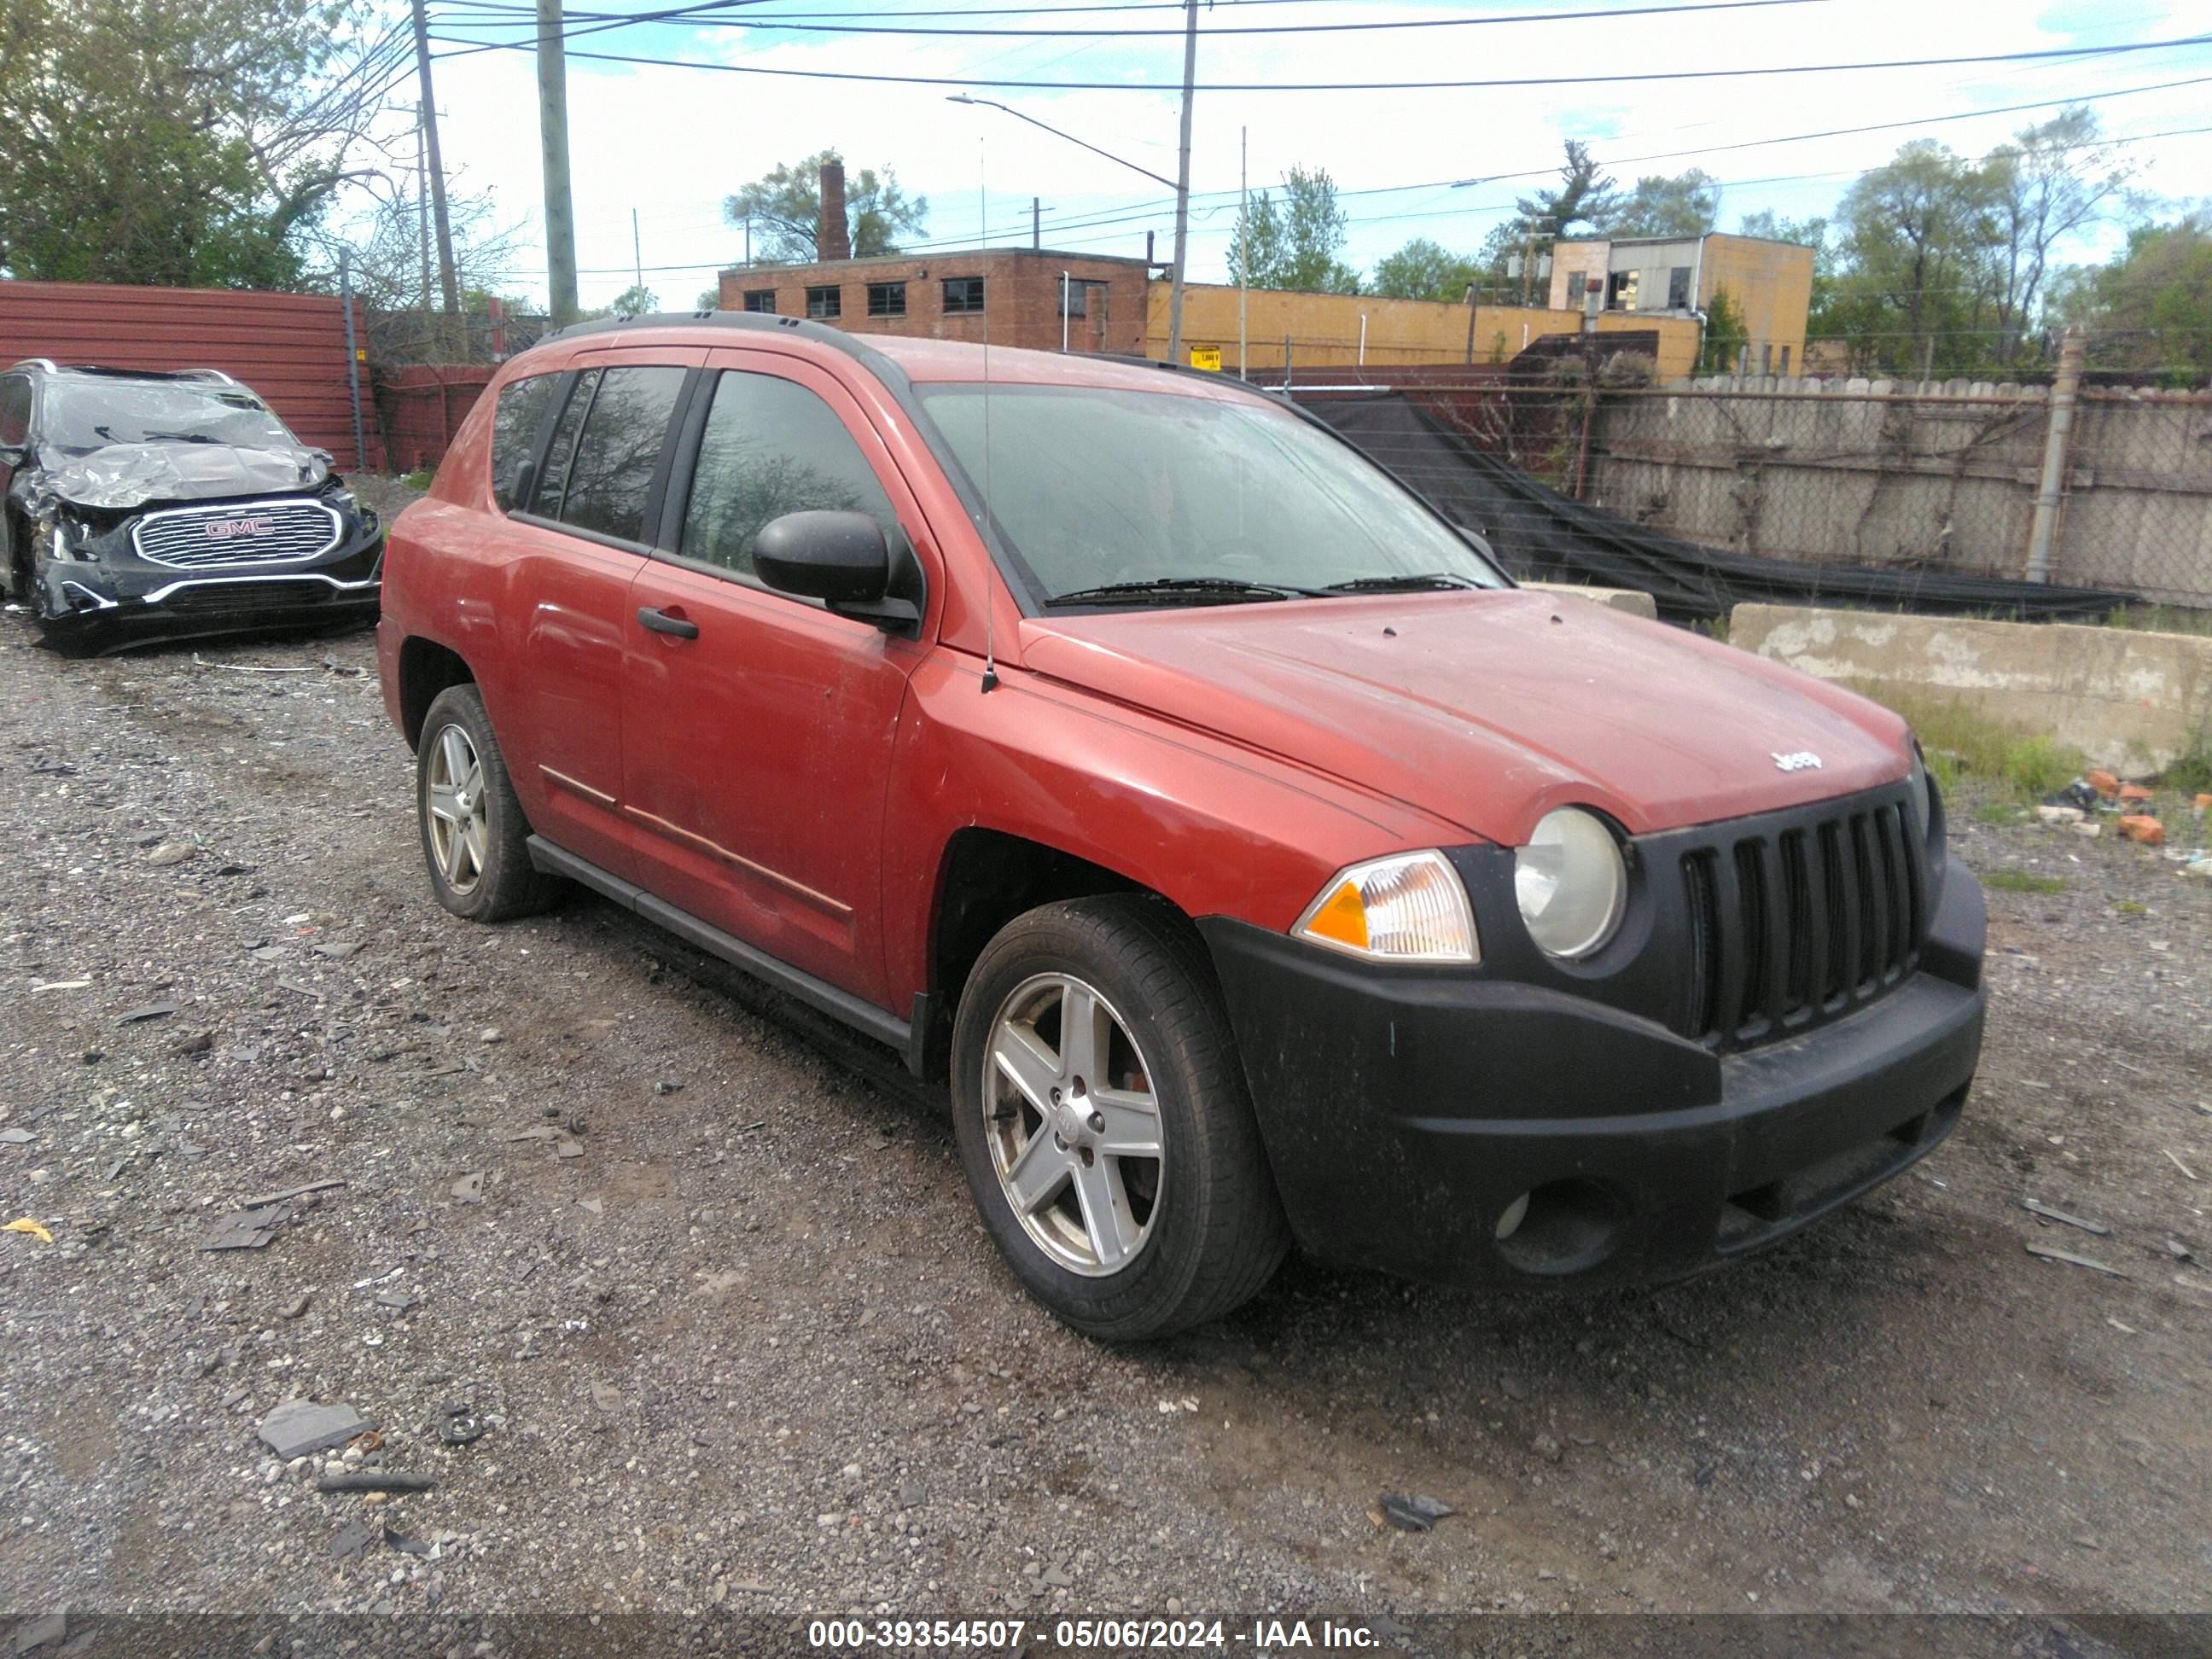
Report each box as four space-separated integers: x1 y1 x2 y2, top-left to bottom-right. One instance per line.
1045 576 1327 607
140 431 222 445
1321 572 1485 593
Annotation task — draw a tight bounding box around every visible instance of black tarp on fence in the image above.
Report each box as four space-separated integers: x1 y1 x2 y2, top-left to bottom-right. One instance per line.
1304 393 2130 626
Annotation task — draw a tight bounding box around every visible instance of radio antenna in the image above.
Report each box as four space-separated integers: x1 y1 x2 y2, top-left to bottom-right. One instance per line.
979 137 998 694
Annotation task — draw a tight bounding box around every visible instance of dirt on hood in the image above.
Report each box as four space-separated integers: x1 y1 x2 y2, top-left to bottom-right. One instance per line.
18 440 332 513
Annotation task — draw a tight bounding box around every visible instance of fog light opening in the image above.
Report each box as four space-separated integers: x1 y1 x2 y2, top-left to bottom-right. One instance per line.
1493 1179 1627 1276
1494 1191 1531 1241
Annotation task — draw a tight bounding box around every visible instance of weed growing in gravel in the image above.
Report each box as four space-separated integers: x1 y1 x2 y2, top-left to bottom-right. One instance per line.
1984 870 2068 895
1854 685 2093 801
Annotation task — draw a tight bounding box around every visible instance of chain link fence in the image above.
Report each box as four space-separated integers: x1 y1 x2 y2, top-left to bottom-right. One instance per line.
1262 351 2209 617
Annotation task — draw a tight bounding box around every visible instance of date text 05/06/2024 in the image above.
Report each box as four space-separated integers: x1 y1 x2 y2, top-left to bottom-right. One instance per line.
805 1618 1385 1650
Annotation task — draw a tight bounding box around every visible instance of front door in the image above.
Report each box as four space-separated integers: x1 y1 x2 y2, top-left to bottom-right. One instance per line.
620 353 934 1010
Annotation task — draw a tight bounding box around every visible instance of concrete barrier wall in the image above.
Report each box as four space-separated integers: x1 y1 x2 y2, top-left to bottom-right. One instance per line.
1731 603 2212 771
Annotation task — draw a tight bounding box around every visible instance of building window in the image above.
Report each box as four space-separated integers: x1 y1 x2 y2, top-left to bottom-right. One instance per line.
742 289 776 313
1607 270 1639 311
866 282 906 317
1759 343 1773 375
1057 281 1089 318
942 276 986 314
806 285 841 320
1668 266 1692 310
1779 345 1791 375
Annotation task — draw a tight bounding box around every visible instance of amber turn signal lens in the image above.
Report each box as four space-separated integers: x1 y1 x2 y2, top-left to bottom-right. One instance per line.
1291 850 1479 964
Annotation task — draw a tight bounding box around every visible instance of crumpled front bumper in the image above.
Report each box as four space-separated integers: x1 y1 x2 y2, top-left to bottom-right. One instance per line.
27 522 384 648
1198 864 1986 1289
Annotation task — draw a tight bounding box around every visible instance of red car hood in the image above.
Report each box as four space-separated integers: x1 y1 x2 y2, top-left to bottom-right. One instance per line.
1018 589 1911 846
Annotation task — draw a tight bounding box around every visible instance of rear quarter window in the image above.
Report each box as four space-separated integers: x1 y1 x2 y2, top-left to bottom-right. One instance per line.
490 373 560 510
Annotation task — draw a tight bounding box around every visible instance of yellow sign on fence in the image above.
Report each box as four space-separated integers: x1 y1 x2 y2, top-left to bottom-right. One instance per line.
1188 346 1222 372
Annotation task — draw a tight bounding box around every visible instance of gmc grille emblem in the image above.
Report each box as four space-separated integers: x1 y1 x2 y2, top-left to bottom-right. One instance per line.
203 518 271 539
1772 750 1824 772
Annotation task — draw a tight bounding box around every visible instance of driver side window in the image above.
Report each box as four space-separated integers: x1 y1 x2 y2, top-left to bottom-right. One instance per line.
678 371 898 585
0 375 30 449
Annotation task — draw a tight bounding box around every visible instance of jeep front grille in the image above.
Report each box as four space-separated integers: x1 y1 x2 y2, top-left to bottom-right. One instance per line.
1679 789 1927 1051
132 499 341 568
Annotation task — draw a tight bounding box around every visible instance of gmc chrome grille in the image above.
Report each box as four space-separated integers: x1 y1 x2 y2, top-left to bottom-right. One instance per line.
132 499 341 568
1678 789 1927 1052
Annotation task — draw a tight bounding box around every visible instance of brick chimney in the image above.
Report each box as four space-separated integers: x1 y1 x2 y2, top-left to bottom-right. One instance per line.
818 160 851 262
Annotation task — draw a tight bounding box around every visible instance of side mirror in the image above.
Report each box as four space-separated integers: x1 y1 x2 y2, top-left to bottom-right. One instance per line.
0 443 26 469
754 509 921 631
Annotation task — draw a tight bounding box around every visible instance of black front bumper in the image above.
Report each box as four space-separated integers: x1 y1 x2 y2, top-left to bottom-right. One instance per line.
31 534 383 649
1199 864 1985 1289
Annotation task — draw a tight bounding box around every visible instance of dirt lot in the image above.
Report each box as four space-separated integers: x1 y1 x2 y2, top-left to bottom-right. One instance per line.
0 599 2207 1633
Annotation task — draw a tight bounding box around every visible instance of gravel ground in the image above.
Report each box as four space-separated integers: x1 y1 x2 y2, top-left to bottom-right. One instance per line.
0 583 2207 1628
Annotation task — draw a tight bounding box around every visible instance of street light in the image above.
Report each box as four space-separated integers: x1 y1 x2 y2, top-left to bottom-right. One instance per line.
946 89 1192 364
945 95 1178 190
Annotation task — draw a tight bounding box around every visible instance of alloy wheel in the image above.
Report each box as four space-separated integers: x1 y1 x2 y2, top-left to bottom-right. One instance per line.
983 972 1165 1277
425 722 489 896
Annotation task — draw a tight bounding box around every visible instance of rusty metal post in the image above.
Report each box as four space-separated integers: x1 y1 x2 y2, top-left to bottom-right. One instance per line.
2025 325 2084 584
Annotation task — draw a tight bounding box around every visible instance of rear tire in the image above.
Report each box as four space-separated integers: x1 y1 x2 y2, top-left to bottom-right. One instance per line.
950 894 1289 1342
416 684 562 922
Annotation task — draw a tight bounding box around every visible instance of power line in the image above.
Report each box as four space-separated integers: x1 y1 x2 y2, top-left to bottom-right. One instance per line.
427 28 2212 90
428 0 1834 41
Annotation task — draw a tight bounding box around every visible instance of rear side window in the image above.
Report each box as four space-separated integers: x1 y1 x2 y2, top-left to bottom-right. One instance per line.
0 375 30 447
490 373 558 509
550 365 688 543
530 369 600 516
678 371 897 584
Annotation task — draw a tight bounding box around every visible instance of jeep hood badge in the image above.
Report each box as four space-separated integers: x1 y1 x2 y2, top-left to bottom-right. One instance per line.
1773 750 1824 772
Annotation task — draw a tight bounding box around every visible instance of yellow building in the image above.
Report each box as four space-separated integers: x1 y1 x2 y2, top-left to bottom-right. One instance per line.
1547 232 1813 376
1146 282 1706 380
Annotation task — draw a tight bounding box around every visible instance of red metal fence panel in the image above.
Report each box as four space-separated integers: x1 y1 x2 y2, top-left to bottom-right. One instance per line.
372 364 495 475
0 279 382 470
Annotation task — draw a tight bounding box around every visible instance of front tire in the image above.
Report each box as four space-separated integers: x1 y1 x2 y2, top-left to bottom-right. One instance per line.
950 894 1289 1341
416 684 561 922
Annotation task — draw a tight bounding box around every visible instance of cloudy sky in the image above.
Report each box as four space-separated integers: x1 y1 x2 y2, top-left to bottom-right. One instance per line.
398 0 2212 311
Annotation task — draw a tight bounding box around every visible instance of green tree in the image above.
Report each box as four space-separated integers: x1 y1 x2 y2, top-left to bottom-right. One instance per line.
1599 170 1721 239
1228 166 1359 293
1369 237 1481 302
1827 139 2000 376
1981 108 2140 364
608 284 658 318
1470 141 1622 306
1698 287 1749 373
722 150 927 264
0 0 393 288
2054 214 2212 382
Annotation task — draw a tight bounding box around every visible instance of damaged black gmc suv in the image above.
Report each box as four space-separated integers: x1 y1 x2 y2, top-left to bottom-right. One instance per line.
0 360 383 649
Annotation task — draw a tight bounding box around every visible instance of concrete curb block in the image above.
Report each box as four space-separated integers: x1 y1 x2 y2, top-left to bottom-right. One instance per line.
1728 603 2212 771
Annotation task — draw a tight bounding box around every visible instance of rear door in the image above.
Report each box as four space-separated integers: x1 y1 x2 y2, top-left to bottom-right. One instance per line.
494 349 703 880
619 352 935 1010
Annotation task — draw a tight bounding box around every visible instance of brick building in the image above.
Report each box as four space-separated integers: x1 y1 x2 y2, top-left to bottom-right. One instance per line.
716 247 1155 357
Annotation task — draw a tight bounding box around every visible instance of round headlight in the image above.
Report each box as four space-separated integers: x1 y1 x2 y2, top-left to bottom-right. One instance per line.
1515 808 1627 959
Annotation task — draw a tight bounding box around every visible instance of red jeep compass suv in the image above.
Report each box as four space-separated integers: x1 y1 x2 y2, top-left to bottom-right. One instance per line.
378 313 1985 1341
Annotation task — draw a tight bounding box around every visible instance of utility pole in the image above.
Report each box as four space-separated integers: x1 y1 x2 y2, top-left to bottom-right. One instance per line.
409 0 461 354
412 108 433 340
1032 197 1040 251
536 0 580 326
1237 125 1247 381
2025 325 2084 584
632 207 643 288
1164 0 1197 367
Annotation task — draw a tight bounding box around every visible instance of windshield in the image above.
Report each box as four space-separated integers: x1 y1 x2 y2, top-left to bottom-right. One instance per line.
917 384 1505 607
41 380 298 452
